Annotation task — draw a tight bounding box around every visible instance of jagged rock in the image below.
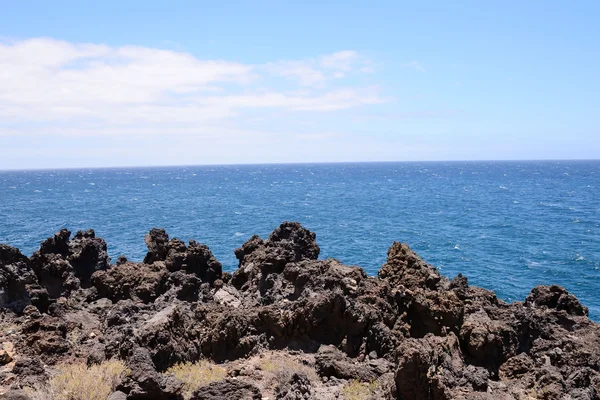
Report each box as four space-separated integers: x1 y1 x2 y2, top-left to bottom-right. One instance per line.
459 309 518 372
11 358 45 377
20 315 69 363
526 285 588 316
378 242 442 290
30 230 76 298
0 222 599 400
116 347 184 399
189 379 262 400
38 229 71 256
96 229 221 305
232 222 320 290
165 239 222 283
276 373 314 400
11 357 47 389
395 333 466 400
160 270 203 302
213 286 242 308
0 245 37 313
315 345 376 381
92 261 168 303
499 352 535 379
267 222 320 261
198 306 262 362
27 229 109 303
68 229 110 285
30 252 79 299
144 229 170 264
403 289 464 338
134 304 198 371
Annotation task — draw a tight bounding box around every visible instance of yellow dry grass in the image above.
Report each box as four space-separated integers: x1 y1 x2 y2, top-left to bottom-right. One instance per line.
258 354 319 392
0 321 18 336
28 359 127 400
341 379 379 400
165 360 227 399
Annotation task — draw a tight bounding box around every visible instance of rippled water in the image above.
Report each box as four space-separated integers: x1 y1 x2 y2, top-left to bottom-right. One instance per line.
1 161 599 320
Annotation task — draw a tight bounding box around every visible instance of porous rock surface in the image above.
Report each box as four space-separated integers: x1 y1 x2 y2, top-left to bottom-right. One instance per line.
0 221 598 399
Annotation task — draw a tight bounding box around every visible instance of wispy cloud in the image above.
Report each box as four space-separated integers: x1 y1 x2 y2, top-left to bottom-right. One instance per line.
263 50 372 86
401 60 425 72
0 38 386 139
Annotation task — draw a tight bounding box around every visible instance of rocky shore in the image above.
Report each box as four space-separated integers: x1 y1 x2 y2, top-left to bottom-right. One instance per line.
1 222 599 399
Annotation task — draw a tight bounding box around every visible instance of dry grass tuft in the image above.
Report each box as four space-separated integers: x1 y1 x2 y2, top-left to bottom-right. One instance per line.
165 360 227 399
258 354 319 392
28 359 127 400
342 380 379 400
0 321 19 336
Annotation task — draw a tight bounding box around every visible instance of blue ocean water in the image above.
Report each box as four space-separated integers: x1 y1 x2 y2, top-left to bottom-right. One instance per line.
0 161 599 320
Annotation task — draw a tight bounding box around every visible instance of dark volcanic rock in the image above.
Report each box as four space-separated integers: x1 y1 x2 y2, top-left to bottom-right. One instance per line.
11 357 48 389
276 373 314 400
315 345 376 381
459 309 518 373
20 314 70 363
27 229 110 304
92 261 168 303
1 222 599 400
134 304 199 371
526 284 588 316
92 229 222 304
395 333 467 400
68 229 110 285
117 347 184 399
144 228 170 264
38 229 71 256
189 379 262 400
0 245 38 313
378 241 442 290
232 222 320 290
165 238 222 283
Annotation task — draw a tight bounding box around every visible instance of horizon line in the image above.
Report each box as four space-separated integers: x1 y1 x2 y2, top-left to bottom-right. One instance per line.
1 158 599 173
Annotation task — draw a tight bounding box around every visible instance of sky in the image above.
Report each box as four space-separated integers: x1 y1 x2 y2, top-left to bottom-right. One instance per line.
1 1 599 169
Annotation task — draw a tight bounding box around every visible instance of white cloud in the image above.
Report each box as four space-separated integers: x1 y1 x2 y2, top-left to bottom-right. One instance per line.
263 60 327 86
401 60 425 72
0 38 386 141
264 50 372 86
196 88 385 112
319 50 360 71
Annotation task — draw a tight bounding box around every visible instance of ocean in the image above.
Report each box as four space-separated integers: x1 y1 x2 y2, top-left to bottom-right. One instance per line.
1 161 599 320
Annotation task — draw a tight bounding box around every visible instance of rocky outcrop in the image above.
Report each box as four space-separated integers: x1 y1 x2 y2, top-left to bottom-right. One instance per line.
0 245 39 313
189 380 262 400
276 373 314 400
116 347 184 399
525 284 588 316
232 221 320 292
315 346 378 381
1 222 599 400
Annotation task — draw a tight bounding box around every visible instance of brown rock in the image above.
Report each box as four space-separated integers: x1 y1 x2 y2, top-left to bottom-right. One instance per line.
526 285 588 316
315 345 376 382
189 379 262 400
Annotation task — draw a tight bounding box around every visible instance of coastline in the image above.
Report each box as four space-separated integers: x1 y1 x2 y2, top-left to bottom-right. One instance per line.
1 222 599 398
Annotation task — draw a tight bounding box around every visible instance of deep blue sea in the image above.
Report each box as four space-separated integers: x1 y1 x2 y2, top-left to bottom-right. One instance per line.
1 161 599 320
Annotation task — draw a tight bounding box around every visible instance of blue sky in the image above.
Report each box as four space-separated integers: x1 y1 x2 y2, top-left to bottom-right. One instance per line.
1 1 599 169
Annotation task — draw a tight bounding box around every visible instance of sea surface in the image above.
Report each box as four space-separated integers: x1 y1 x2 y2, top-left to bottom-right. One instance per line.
1 161 599 320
